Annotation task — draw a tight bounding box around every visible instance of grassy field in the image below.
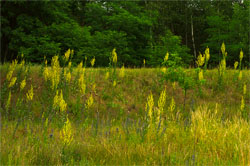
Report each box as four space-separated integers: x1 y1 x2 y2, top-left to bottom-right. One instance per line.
0 58 250 165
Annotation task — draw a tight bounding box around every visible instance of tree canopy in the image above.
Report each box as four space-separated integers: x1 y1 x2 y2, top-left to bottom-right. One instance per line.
1 0 249 67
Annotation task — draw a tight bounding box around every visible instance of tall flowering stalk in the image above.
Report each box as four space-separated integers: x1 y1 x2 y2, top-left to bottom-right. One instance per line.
60 116 73 146
218 42 227 89
111 48 118 81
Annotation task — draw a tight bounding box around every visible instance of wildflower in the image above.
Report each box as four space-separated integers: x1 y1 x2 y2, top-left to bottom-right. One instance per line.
53 90 59 110
164 52 169 62
172 82 176 90
68 61 72 69
119 65 125 78
78 74 86 95
5 91 11 110
45 60 47 66
60 116 73 146
169 97 175 113
238 71 242 81
205 47 210 61
161 67 167 73
143 59 146 66
43 67 49 81
8 77 17 88
91 57 95 67
243 83 246 95
113 80 117 87
20 79 26 91
221 42 225 55
239 49 243 61
64 49 71 62
85 94 93 109
50 56 60 90
157 88 166 125
196 53 205 67
105 71 110 80
145 93 154 120
220 59 226 71
6 70 13 81
66 72 71 84
234 61 238 70
240 96 244 111
26 85 33 101
198 70 203 81
71 49 74 57
20 60 25 67
59 90 67 112
112 48 117 64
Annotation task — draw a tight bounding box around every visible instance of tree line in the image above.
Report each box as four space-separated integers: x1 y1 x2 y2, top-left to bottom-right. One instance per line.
1 0 249 67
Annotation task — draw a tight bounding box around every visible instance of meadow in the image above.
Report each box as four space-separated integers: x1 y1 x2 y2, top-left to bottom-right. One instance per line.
0 49 249 165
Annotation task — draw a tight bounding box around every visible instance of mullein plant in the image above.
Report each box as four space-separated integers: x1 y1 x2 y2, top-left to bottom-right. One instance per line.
240 83 247 119
196 52 205 96
238 50 244 82
204 47 210 72
218 42 227 89
161 52 169 74
111 48 118 81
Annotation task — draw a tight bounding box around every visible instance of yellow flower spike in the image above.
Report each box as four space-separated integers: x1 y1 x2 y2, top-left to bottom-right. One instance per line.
43 67 49 81
20 60 25 67
196 53 205 67
172 82 176 90
66 72 71 84
119 65 125 78
85 94 94 109
243 83 246 95
240 96 244 111
71 49 74 57
145 92 154 121
5 91 11 110
68 61 72 69
205 47 210 61
8 77 17 88
238 71 242 81
59 90 67 112
157 88 167 126
198 70 203 81
6 70 13 81
234 61 238 70
169 97 175 113
239 49 243 61
112 48 117 64
143 59 146 66
221 42 225 55
91 57 95 67
78 74 86 95
161 67 167 73
20 79 26 91
113 80 117 87
64 49 71 62
60 116 73 146
105 71 110 80
53 90 59 110
26 85 33 101
164 52 169 62
221 59 226 70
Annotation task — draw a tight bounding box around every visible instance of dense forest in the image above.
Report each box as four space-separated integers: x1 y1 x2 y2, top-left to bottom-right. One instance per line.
1 0 249 67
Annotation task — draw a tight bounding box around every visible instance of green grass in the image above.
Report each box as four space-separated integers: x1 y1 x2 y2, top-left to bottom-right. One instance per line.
0 63 250 165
